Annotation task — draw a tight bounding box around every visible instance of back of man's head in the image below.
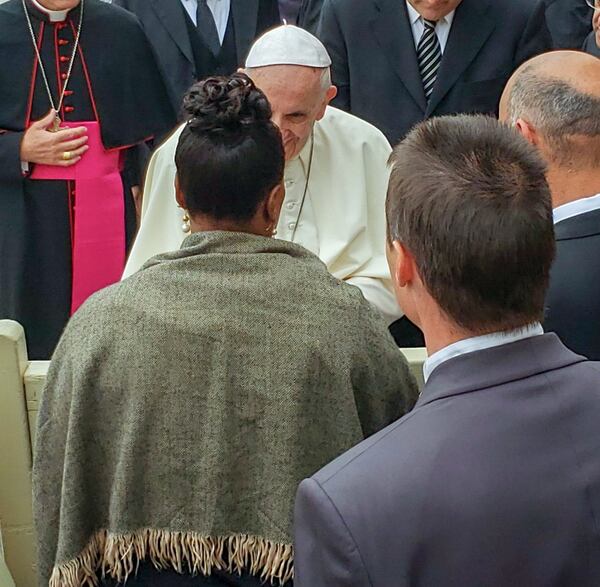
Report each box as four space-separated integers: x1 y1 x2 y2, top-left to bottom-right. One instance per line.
387 115 555 334
501 51 600 170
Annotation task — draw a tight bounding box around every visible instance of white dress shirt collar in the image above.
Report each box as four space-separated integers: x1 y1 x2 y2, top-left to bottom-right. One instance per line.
423 323 545 383
405 1 455 53
553 193 600 225
31 0 70 22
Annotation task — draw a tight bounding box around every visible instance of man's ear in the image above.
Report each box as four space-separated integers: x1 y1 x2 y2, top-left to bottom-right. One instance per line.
175 174 186 210
390 240 416 289
514 118 539 147
325 85 338 104
265 181 286 227
315 85 338 121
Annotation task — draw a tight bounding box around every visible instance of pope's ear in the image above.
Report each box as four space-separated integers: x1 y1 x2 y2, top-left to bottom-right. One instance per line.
326 85 338 103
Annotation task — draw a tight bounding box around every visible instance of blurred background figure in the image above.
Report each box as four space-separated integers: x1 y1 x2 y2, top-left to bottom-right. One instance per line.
113 0 280 114
544 0 593 49
501 51 600 360
583 0 600 56
124 26 409 340
317 0 552 145
33 73 417 587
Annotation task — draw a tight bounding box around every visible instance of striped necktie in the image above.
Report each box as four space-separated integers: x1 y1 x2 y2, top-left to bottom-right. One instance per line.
196 0 221 56
417 19 442 102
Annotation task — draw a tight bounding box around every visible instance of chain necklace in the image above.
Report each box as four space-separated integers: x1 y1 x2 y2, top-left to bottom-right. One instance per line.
22 0 85 132
289 130 315 243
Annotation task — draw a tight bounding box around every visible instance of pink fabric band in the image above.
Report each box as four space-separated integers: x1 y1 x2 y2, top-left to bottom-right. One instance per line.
30 121 125 314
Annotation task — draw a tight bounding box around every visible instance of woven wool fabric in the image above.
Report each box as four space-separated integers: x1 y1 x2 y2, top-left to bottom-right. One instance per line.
33 231 418 586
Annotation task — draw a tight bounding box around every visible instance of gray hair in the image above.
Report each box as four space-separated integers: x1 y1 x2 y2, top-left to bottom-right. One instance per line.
507 66 600 167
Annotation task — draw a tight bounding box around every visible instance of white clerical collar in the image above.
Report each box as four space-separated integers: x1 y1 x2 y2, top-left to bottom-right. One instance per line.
405 1 455 27
30 0 70 22
423 322 544 383
553 193 600 225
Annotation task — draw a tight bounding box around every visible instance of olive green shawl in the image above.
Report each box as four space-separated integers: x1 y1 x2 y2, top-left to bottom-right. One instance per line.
33 231 417 586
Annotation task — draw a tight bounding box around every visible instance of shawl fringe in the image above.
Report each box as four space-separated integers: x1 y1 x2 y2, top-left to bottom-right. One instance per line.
49 530 294 587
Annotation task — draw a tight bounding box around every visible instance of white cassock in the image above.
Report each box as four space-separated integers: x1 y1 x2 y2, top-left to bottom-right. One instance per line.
123 105 402 323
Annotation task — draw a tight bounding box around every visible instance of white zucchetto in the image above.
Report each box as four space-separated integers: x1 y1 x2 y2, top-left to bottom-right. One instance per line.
245 25 332 69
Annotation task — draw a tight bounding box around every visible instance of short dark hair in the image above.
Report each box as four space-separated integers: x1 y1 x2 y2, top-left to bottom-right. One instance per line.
387 115 555 333
175 73 285 221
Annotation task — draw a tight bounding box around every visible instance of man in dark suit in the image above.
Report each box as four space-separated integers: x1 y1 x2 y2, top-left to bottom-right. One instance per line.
294 115 600 586
545 0 592 48
297 0 323 33
500 51 600 360
583 0 600 56
113 0 280 113
279 0 302 23
317 0 552 144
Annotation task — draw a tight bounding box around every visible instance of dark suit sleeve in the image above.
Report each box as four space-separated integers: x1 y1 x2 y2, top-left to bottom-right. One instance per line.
0 131 25 184
317 0 350 111
294 478 372 587
515 0 554 66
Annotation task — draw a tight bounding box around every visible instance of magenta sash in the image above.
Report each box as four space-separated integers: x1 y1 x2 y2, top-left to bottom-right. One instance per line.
30 121 124 314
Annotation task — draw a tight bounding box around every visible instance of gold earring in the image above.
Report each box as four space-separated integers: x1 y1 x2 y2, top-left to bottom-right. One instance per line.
181 210 191 234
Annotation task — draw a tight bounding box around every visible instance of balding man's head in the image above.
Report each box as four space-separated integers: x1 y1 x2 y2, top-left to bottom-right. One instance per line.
499 51 600 169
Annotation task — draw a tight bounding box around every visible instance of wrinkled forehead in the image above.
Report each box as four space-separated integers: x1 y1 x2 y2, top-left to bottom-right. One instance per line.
247 65 325 112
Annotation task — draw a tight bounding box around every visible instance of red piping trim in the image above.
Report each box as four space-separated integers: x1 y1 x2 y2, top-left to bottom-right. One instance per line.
106 135 156 153
25 21 45 127
70 19 100 123
67 179 75 247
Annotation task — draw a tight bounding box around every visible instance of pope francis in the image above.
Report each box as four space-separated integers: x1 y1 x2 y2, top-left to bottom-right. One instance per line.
123 25 401 324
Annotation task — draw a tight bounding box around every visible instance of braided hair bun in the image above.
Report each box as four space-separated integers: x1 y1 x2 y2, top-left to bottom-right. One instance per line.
182 73 272 135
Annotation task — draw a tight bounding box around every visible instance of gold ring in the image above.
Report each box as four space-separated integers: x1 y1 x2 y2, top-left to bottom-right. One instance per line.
62 151 72 161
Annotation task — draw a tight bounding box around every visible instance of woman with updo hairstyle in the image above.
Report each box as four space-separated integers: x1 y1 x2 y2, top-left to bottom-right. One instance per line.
33 74 417 587
175 74 285 235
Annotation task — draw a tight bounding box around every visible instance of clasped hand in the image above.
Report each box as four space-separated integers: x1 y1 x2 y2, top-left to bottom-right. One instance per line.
20 110 89 167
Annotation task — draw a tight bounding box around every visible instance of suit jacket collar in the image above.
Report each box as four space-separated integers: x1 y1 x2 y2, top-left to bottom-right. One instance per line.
149 0 259 66
370 0 427 112
150 0 194 64
555 207 600 241
426 0 495 114
232 0 259 65
416 333 587 408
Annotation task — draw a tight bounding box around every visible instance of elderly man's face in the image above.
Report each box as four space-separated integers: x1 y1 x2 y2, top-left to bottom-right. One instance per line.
247 65 335 161
38 0 81 9
407 0 463 21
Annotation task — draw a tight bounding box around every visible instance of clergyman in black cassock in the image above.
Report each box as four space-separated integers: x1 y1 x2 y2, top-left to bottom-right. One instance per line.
0 0 176 359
